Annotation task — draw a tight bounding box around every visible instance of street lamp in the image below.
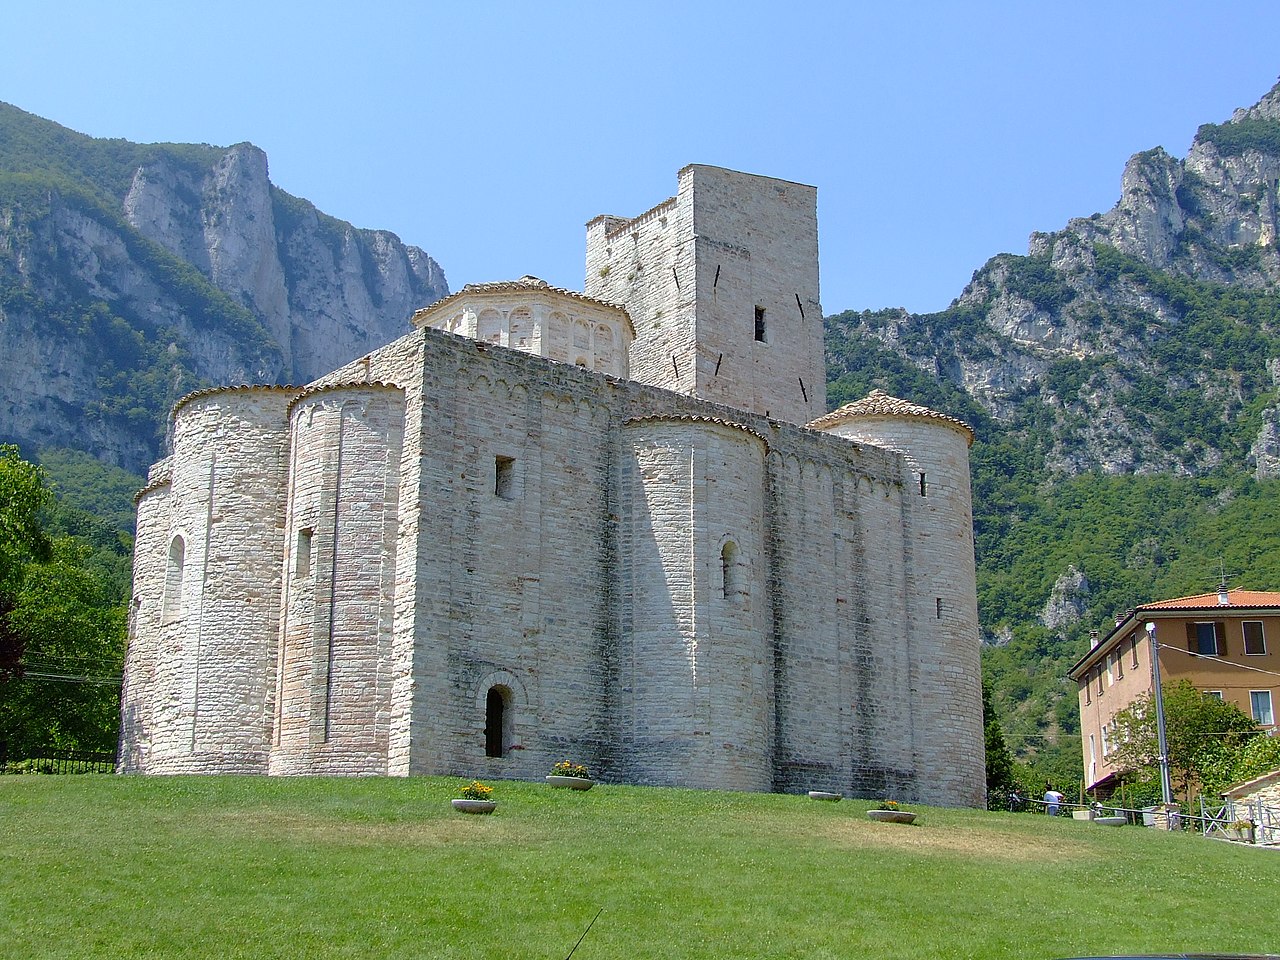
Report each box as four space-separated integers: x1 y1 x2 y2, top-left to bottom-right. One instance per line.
1146 621 1174 807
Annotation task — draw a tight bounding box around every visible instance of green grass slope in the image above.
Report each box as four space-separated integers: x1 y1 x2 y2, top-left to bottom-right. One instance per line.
2 776 1275 959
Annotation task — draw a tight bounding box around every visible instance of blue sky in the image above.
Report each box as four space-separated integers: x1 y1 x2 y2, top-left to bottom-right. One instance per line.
3 2 1276 315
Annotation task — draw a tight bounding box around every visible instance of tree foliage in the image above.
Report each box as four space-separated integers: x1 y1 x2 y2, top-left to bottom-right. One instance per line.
0 446 126 757
1107 680 1259 803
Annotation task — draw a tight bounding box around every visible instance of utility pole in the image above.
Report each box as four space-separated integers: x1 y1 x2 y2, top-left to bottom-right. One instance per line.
1146 621 1174 809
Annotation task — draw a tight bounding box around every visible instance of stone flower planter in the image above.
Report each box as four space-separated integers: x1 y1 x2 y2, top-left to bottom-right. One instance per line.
451 798 497 814
546 775 595 790
808 791 842 801
867 809 916 824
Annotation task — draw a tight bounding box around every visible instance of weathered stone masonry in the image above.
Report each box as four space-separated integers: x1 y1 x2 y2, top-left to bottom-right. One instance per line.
120 165 986 806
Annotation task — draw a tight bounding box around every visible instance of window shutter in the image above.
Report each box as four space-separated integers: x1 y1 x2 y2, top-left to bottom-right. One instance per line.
1214 621 1227 656
1186 622 1197 653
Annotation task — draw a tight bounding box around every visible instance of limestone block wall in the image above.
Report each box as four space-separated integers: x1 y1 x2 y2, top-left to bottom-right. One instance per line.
819 415 984 806
117 475 172 772
119 387 293 773
406 343 618 783
586 165 824 426
271 384 405 775
586 195 693 397
764 444 919 799
687 165 824 426
416 287 633 378
620 418 771 790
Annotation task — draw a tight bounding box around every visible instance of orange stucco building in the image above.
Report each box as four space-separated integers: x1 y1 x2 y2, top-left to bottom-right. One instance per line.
1068 589 1279 793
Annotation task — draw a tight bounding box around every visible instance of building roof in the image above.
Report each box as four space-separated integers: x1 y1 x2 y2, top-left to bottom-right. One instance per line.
1142 589 1280 611
410 275 634 334
807 389 974 444
1067 588 1280 678
1222 765 1280 798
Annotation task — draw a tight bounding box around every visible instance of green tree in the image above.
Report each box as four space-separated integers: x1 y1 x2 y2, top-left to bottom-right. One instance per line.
0 446 52 678
1108 680 1259 803
983 677 1018 807
0 446 126 758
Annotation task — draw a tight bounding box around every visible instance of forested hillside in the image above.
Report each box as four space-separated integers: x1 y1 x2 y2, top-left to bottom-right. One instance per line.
825 77 1280 784
0 102 447 474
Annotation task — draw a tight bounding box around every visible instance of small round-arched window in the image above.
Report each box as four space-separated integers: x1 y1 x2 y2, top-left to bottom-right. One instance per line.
163 535 185 622
485 685 514 757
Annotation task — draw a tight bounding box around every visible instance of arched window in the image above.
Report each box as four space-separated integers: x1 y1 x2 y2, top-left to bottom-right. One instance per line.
477 309 504 344
485 685 513 757
721 541 739 601
163 535 185 622
509 308 533 349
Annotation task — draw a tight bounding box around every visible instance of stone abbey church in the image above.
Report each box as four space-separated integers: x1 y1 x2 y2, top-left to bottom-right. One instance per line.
120 165 986 806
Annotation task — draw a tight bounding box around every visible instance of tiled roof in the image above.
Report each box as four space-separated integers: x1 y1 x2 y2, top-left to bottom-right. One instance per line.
623 415 770 451
1068 587 1280 678
807 389 974 444
410 275 633 334
170 384 300 421
1141 589 1280 610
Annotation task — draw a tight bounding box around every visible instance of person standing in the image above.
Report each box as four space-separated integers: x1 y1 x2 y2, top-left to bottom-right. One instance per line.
1043 784 1064 816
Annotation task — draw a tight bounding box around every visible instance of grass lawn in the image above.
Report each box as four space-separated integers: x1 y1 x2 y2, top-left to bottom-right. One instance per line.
1 775 1276 959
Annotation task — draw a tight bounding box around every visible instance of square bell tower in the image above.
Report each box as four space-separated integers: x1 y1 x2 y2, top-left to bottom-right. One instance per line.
585 165 825 425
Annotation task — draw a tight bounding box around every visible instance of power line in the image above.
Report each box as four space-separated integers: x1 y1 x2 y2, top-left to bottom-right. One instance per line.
1155 641 1280 680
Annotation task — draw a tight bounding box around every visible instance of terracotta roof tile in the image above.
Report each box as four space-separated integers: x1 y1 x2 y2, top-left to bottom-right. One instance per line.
1141 589 1280 610
410 275 634 334
808 389 974 444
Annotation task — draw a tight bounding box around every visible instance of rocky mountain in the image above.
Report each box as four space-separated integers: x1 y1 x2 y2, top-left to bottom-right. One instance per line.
0 103 447 472
828 79 1280 480
824 78 1280 779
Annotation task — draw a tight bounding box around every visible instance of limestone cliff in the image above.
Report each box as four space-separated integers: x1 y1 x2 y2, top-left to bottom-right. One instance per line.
827 78 1280 479
0 103 447 472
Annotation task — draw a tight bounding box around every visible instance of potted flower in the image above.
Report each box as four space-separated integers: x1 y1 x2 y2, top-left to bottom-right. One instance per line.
546 760 595 790
1224 819 1255 843
451 780 497 814
867 799 916 824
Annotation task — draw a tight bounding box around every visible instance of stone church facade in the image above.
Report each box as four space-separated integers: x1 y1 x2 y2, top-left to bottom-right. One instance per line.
119 165 985 806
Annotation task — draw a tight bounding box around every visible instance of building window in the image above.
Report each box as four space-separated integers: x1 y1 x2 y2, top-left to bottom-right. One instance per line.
1205 690 1223 701
721 541 739 601
495 456 516 500
919 472 927 497
1131 634 1139 670
1243 621 1267 656
1114 649 1123 680
485 685 513 757
1251 690 1274 725
1100 723 1109 757
1096 668 1104 696
162 535 185 623
1089 734 1096 780
1084 676 1090 705
294 528 313 578
754 306 767 343
1189 621 1224 656
936 597 943 619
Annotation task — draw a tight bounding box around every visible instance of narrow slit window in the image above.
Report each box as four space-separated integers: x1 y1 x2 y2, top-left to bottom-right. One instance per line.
495 456 515 500
919 472 927 497
295 528 313 578
754 306 766 343
936 597 943 619
721 541 739 600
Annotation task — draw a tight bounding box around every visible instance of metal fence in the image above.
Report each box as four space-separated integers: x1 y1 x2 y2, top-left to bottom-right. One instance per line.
0 746 117 775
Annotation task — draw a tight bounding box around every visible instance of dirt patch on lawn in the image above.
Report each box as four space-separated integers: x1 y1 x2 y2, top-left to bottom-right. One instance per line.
784 815 1094 863
199 807 541 848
